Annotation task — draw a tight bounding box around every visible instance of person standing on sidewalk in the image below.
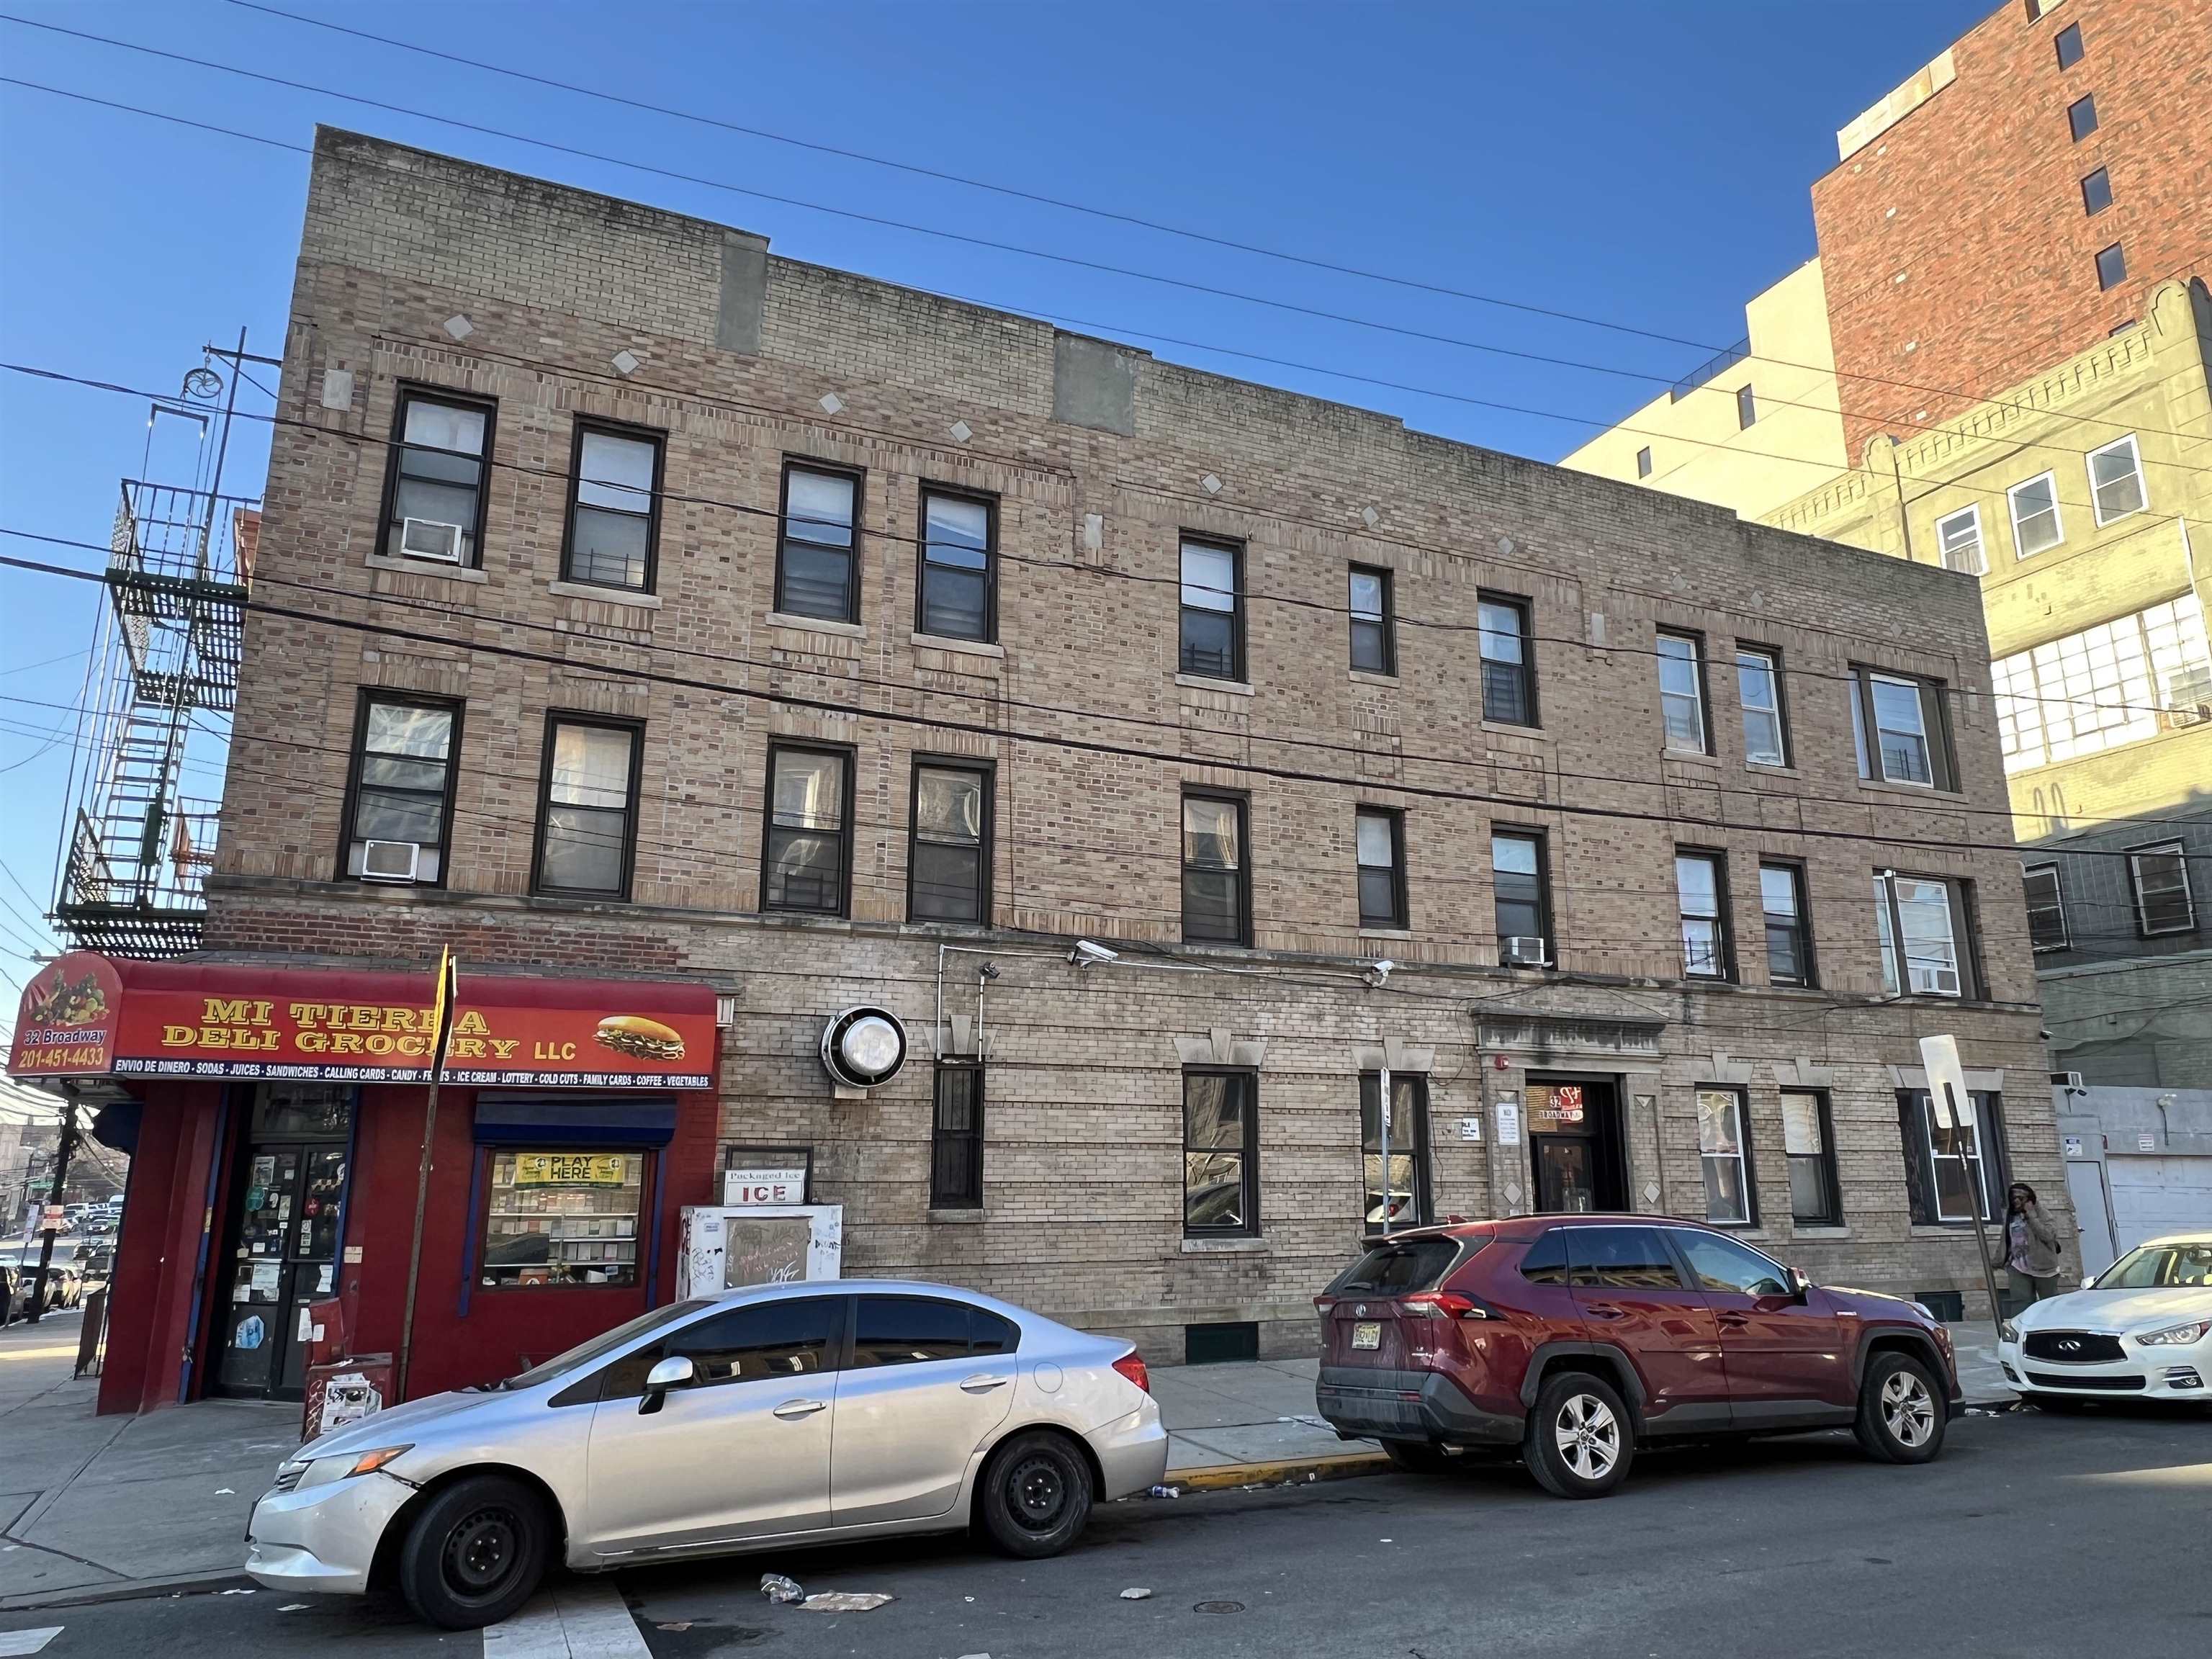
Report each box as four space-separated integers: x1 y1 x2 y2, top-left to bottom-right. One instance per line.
1995 1182 2062 1307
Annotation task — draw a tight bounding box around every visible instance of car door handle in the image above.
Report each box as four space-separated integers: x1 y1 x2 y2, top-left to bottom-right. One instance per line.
771 1398 828 1419
1584 1303 1627 1320
1717 1313 1750 1328
960 1374 1012 1393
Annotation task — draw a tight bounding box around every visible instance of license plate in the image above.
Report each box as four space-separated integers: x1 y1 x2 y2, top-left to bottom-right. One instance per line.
1351 1321 1382 1351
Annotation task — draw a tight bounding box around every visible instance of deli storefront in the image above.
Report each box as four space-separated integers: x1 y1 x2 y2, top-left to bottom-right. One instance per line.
7 953 719 1415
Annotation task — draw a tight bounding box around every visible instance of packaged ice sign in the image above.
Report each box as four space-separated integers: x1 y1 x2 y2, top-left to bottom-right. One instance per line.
724 1165 809 1206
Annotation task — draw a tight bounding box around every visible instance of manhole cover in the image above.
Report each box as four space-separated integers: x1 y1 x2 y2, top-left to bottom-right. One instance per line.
1194 1601 1245 1615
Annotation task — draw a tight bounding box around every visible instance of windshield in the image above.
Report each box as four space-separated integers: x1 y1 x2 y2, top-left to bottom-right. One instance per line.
1326 1236 1473 1296
2093 1241 2212 1291
503 1299 713 1390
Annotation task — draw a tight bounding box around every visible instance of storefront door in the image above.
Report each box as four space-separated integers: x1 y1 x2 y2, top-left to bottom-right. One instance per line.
212 1085 354 1401
1526 1077 1627 1215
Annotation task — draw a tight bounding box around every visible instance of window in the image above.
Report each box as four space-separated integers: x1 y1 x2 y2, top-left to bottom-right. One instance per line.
480 1150 642 1287
1993 595 2211 770
1759 861 1813 987
2067 94 2098 141
1478 595 1535 725
1329 1233 1465 1295
2054 21 2083 68
1902 1088 2001 1224
1673 1230 1790 1297
1566 1227 1690 1290
2127 842 2197 936
776 462 860 622
1635 446 1653 479
1655 630 1709 752
2080 166 2111 215
1781 1091 1840 1226
930 1063 985 1210
763 744 852 914
1518 1229 1570 1284
2023 864 2069 952
581 1299 840 1402
1851 667 1954 789
1491 829 1550 963
342 695 458 884
1935 505 1986 575
1349 565 1394 675
1181 791 1249 945
1696 1089 1753 1226
852 1295 1015 1367
917 488 996 642
1736 647 1788 765
1355 806 1406 930
2007 473 2063 558
382 390 490 566
2095 241 2127 290
908 760 990 924
563 423 661 591
1735 384 1756 430
2087 434 2146 523
1179 536 1243 680
1876 872 1976 998
1676 850 1730 979
1184 1071 1258 1236
1359 1072 1429 1230
532 717 640 898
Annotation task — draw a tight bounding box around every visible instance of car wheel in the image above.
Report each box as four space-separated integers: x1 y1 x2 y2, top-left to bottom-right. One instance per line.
979 1429 1094 1559
1854 1352 1946 1464
1524 1371 1633 1498
396 1473 548 1630
1382 1440 1452 1474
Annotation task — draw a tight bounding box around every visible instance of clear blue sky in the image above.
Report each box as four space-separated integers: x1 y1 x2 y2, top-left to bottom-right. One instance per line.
0 0 1994 988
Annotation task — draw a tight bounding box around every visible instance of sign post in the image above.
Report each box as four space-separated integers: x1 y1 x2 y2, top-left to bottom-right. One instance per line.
1919 1034 2009 1325
396 949 459 1401
24 1102 78 1324
1377 1064 1393 1237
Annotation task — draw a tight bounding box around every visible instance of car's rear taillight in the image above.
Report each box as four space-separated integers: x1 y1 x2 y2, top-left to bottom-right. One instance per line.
1112 1352 1151 1393
1313 1295 1336 1313
1403 1291 1491 1320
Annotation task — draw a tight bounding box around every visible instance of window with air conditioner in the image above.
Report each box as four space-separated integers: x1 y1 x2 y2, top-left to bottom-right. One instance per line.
383 390 491 567
1491 829 1549 966
342 694 458 884
1875 872 1977 998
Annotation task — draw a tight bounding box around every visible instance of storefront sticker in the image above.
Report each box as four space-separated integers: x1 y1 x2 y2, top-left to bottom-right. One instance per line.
316 1264 335 1293
513 1152 631 1186
342 1244 363 1264
1458 1116 1483 1143
233 1315 266 1350
1495 1101 1521 1145
251 1262 280 1296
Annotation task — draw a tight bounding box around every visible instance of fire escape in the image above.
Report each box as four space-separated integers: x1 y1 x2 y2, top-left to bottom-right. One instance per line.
50 341 262 958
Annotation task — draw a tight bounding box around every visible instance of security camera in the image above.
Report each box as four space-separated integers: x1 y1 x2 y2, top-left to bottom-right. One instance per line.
979 961 1001 981
1367 958 1396 987
1070 939 1118 966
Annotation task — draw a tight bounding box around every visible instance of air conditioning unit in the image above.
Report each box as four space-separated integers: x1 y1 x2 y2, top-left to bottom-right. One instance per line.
359 839 421 883
399 517 464 563
1501 935 1550 968
2049 1070 2086 1092
1910 964 1961 996
2162 666 2212 729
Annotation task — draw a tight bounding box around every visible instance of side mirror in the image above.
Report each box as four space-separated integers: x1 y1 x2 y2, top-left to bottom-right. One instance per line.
1787 1267 1812 1300
2080 1273 2096 1290
639 1354 695 1415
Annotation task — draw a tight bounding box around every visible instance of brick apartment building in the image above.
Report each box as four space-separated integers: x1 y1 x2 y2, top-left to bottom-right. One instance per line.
17 130 2067 1409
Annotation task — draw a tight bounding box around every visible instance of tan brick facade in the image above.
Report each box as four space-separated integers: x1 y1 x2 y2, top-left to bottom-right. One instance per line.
207 132 2059 1357
1815 0 2212 458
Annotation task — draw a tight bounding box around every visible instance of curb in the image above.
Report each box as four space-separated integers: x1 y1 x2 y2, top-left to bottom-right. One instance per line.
1161 1449 1391 1492
0 1570 252 1613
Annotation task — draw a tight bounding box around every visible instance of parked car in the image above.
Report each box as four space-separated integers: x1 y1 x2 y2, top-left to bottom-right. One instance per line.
1313 1215 1959 1498
246 1279 1166 1629
1998 1231 2212 1408
0 1265 24 1323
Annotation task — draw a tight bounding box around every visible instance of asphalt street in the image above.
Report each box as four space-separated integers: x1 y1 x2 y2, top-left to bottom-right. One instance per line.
4 1406 2206 1659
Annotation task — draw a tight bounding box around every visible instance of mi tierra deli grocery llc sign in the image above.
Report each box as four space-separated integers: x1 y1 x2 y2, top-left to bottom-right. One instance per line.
7 953 715 1089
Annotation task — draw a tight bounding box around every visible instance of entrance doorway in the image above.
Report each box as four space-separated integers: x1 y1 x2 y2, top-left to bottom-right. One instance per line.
211 1084 354 1401
1525 1076 1627 1214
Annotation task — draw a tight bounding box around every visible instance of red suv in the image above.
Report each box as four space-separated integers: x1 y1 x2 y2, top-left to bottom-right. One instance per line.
1314 1215 1959 1498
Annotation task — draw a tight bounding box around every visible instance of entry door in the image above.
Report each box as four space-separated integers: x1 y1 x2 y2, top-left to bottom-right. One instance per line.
1534 1137 1596 1213
1668 1229 1851 1418
215 1147 305 1396
583 1296 842 1555
830 1295 1017 1527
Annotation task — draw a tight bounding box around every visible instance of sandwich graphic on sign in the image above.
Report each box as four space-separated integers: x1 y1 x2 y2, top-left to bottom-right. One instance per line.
593 1015 686 1063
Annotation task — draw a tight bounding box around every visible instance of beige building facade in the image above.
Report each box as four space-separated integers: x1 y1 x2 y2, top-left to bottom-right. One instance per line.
196 132 2061 1364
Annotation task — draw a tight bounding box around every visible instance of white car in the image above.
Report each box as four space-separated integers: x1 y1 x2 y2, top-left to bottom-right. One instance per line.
244 1280 1166 1629
1998 1232 2212 1408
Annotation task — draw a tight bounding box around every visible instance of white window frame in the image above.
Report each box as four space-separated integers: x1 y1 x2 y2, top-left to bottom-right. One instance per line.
1656 631 1709 755
1865 671 1936 788
2086 433 2146 526
2021 863 2069 953
1876 872 1967 998
1934 504 1986 575
2008 472 2064 559
1923 1091 1991 1223
1736 647 1786 767
2126 842 2197 937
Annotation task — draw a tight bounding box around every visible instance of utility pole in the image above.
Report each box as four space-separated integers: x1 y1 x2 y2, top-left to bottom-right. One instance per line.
25 1102 80 1323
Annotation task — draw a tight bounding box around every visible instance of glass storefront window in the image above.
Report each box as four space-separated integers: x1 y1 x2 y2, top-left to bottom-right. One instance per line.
482 1149 644 1288
251 1083 354 1138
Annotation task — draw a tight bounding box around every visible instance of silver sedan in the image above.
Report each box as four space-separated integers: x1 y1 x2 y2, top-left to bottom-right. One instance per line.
244 1280 1167 1628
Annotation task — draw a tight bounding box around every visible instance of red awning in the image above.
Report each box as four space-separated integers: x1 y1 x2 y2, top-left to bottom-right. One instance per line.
9 952 717 1091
